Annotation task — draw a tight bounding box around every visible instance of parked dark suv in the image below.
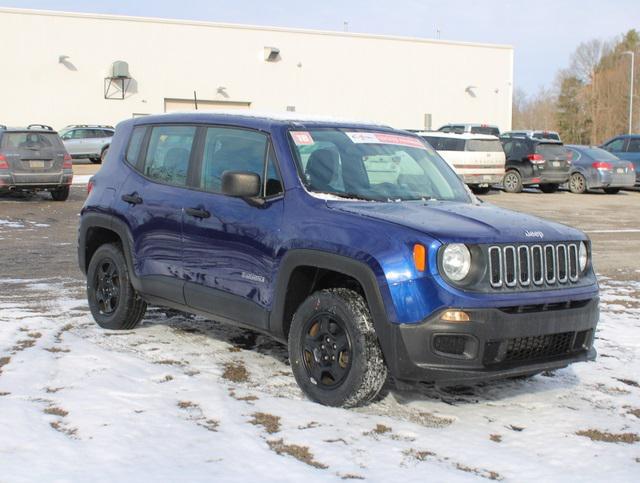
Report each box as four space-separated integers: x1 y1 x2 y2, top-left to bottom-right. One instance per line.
500 134 571 193
78 113 599 407
0 124 73 200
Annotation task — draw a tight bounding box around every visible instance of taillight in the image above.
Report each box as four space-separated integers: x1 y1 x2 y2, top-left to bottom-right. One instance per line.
629 163 635 171
87 179 94 194
528 154 545 164
63 153 73 169
592 161 613 170
0 154 8 169
565 151 572 164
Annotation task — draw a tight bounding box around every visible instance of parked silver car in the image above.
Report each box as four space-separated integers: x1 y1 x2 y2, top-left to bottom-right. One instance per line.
566 145 635 194
59 125 114 164
0 124 73 200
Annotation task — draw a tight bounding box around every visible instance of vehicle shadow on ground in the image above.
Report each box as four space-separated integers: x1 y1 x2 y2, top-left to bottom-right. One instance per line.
138 307 579 407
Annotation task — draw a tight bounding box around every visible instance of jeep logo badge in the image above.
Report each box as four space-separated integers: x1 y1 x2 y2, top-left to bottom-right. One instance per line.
524 230 544 239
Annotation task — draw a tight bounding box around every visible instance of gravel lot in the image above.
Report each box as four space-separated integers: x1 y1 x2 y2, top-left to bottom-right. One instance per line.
0 179 639 482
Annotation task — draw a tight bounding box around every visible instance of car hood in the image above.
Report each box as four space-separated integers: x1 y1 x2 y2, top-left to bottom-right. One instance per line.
328 200 585 244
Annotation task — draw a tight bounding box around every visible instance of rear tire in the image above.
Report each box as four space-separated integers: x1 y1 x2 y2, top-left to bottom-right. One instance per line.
503 170 523 193
288 288 387 408
568 173 587 194
87 243 146 330
51 186 70 201
603 187 620 194
470 185 491 195
539 183 559 193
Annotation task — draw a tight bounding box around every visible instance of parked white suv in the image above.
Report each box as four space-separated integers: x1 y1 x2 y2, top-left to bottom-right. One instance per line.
59 125 114 164
418 131 506 194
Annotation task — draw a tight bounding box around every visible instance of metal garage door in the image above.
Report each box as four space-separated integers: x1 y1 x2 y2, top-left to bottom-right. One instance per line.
164 98 251 112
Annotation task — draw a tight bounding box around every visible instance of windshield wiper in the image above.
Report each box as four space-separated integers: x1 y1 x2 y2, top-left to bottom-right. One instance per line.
313 191 382 202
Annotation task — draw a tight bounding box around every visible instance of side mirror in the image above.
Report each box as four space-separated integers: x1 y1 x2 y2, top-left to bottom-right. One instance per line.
221 171 262 200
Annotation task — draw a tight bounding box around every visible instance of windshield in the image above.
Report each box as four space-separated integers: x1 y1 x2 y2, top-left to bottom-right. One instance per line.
470 126 500 137
289 128 471 202
535 143 568 160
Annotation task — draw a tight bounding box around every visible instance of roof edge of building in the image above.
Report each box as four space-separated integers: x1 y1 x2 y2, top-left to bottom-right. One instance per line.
0 7 513 51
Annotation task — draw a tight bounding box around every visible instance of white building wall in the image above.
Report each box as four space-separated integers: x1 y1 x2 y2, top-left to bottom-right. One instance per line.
1 8 513 131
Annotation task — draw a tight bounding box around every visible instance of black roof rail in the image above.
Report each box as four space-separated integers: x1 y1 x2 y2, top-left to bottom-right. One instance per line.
27 124 54 131
0 124 7 130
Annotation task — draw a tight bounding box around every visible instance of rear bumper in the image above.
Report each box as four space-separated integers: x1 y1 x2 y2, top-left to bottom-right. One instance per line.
388 297 598 385
463 173 504 186
590 171 636 189
0 172 72 190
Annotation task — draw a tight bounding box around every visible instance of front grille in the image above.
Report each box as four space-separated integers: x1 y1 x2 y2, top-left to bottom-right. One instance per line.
488 242 580 290
483 329 592 366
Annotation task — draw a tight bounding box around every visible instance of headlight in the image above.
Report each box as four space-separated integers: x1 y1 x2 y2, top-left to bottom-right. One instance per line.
441 243 471 281
578 241 588 272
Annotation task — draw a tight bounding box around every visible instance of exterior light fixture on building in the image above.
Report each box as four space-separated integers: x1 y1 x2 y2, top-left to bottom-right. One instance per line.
264 47 280 62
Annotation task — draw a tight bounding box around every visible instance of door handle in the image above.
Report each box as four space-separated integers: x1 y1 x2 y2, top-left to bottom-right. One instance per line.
185 207 211 219
121 193 143 205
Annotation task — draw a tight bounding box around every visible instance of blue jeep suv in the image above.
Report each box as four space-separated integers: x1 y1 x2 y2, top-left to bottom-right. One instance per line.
78 113 599 407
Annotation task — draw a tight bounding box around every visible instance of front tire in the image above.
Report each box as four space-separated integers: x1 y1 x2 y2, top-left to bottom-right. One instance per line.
87 243 146 330
100 147 109 164
51 186 70 201
503 170 523 193
288 288 387 408
90 157 101 164
539 183 559 193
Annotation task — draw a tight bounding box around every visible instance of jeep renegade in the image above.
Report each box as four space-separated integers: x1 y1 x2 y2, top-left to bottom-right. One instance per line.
78 113 599 407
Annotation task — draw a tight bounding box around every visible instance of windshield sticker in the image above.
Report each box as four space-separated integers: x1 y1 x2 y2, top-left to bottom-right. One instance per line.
291 131 315 145
345 132 426 149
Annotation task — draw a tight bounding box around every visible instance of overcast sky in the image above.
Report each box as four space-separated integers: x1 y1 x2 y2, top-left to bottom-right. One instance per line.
3 0 639 96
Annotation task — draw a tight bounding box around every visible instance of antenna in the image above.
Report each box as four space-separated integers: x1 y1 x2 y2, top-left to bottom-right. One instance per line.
194 90 198 110
343 21 349 32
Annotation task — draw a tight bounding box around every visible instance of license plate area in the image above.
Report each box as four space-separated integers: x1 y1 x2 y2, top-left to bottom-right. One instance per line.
617 168 624 173
27 160 46 169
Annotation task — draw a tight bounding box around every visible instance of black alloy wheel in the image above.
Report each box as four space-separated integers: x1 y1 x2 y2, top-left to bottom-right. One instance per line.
301 313 352 388
94 258 120 315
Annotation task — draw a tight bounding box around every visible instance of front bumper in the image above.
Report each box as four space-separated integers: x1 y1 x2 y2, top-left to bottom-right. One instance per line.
388 297 598 384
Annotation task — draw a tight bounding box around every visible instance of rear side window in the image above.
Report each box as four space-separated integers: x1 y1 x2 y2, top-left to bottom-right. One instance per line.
200 127 269 194
535 144 568 160
423 136 465 151
126 126 146 165
466 139 503 152
0 132 63 149
143 125 196 187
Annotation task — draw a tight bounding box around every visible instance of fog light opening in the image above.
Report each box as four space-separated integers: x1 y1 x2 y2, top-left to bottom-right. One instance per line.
441 310 470 322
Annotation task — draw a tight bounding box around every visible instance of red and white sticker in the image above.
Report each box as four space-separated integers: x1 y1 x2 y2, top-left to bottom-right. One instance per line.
345 132 426 149
291 131 315 145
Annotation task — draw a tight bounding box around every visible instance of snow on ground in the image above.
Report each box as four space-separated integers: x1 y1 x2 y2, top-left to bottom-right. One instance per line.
0 277 639 482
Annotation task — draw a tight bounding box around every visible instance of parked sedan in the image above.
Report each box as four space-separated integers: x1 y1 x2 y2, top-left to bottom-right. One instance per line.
600 134 640 186
566 145 635 194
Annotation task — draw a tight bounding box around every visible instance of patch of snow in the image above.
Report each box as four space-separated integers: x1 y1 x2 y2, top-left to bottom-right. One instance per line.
0 277 638 482
72 175 93 185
